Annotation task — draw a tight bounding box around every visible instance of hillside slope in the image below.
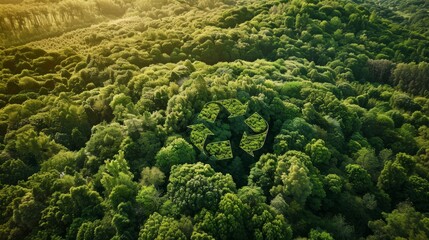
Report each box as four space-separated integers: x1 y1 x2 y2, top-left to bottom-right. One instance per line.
1 0 429 239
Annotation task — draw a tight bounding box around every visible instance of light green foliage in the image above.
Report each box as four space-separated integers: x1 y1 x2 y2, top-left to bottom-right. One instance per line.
191 231 216 240
167 163 236 214
190 98 267 159
219 99 248 117
193 192 292 240
213 193 249 239
198 103 221 123
355 147 382 180
309 229 334 240
240 131 267 157
245 112 268 133
0 0 429 239
138 212 187 240
279 156 313 205
110 93 136 122
189 123 214 152
206 140 233 160
140 167 165 188
41 150 77 172
305 139 331 166
136 185 162 218
324 174 343 194
101 150 137 196
155 138 196 173
368 203 429 240
12 191 44 229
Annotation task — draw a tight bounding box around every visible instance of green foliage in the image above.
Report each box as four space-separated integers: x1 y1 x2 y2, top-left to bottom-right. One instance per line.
248 153 277 195
346 164 372 194
85 124 124 167
136 185 162 218
155 138 196 174
140 167 165 188
309 229 334 240
41 151 77 172
305 139 331 166
167 163 236 215
0 0 429 239
101 150 137 196
244 113 267 133
368 203 429 240
276 155 313 205
240 131 267 157
139 212 187 240
199 103 221 123
206 140 233 160
0 159 33 185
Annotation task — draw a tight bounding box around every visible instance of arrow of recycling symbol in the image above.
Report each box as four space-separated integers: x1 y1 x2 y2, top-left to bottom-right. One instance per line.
188 99 268 159
188 123 214 153
240 112 269 157
197 99 248 123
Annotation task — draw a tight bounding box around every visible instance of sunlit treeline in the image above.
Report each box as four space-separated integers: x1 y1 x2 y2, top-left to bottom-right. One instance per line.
0 0 238 46
0 2 93 31
0 0 126 46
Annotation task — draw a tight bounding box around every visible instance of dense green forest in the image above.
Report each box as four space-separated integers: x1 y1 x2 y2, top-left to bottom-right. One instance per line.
1 0 429 239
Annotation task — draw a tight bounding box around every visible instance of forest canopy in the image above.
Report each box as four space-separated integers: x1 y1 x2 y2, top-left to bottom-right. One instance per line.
1 0 429 239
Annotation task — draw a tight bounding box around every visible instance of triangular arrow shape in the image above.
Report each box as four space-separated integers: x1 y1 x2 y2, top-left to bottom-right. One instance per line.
188 123 214 153
218 99 248 118
205 140 233 160
198 102 221 123
244 112 268 133
239 129 268 157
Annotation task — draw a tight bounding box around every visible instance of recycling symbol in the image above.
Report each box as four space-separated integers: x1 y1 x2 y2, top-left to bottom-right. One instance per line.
188 99 269 160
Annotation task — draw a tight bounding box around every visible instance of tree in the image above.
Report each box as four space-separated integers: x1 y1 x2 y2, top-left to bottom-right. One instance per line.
305 139 331 166
40 151 77 172
12 191 44 230
167 163 236 215
0 159 33 185
377 161 407 202
368 203 429 240
110 93 136 122
122 130 162 174
136 186 162 218
69 185 104 220
138 212 187 240
367 59 395 84
248 153 277 195
309 229 334 240
7 125 64 166
85 123 124 170
213 193 249 240
155 138 196 174
324 174 344 194
273 156 313 205
392 62 429 96
407 175 429 212
355 147 381 180
101 151 137 197
140 167 165 188
38 184 105 239
345 164 372 194
194 193 292 240
237 186 266 208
